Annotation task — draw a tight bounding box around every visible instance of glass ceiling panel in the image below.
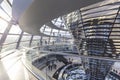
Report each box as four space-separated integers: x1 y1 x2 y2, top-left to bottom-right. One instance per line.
52 29 58 33
51 29 58 36
44 31 51 35
52 17 68 29
51 32 58 36
59 30 66 34
59 31 73 38
0 8 10 21
1 0 11 18
40 25 46 33
9 0 13 4
0 18 8 33
44 26 52 35
44 26 51 30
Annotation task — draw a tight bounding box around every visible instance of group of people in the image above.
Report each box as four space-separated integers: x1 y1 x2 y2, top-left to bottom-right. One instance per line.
48 60 57 71
40 40 48 46
68 58 73 64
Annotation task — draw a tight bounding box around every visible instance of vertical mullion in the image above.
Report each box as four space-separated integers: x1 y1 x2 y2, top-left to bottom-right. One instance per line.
48 28 53 44
40 25 46 43
16 31 24 49
29 35 33 47
0 23 12 52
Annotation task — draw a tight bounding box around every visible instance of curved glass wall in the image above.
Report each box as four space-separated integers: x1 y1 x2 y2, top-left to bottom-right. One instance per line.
0 0 72 53
0 0 73 79
1 0 120 80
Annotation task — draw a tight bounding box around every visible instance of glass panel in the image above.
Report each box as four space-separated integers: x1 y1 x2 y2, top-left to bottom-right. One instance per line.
51 29 58 36
44 31 51 35
0 34 2 40
9 0 13 4
1 43 17 52
44 26 51 35
52 17 67 29
59 30 66 36
31 40 39 47
0 8 10 20
42 37 49 44
9 25 22 34
4 35 19 44
33 36 40 40
0 18 8 33
40 25 46 33
24 32 30 34
52 32 58 36
52 29 58 33
21 35 31 41
20 41 29 47
1 0 12 17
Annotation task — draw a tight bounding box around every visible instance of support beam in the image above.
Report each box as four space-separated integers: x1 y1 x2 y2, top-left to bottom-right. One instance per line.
6 0 12 7
48 28 53 44
16 31 24 49
40 25 46 43
29 35 33 47
0 23 12 52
